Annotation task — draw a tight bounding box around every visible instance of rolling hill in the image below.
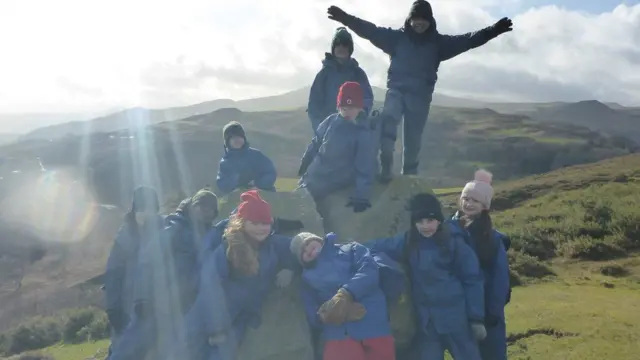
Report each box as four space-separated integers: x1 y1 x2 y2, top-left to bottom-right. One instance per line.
15 86 507 142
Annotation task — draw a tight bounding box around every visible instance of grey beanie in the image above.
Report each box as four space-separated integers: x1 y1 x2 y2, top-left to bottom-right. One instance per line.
290 232 324 263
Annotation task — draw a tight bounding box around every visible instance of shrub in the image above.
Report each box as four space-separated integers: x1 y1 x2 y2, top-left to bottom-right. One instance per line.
509 251 555 280
599 264 629 278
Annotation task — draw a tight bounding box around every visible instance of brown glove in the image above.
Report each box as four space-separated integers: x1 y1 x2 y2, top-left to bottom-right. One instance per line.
345 302 367 322
317 288 353 325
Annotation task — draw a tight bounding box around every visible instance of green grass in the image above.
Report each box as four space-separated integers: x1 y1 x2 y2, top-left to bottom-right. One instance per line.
275 177 300 192
40 340 109 360
433 187 463 195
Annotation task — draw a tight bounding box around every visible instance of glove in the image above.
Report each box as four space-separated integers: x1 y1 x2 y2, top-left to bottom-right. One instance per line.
346 199 371 213
327 6 351 24
208 332 227 346
485 314 501 328
275 269 294 288
274 218 304 233
345 302 367 322
471 322 487 341
317 288 353 325
490 17 513 37
106 309 128 334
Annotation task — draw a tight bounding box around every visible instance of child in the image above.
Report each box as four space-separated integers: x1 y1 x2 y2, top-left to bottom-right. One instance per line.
449 170 510 360
291 231 395 360
216 121 277 195
180 190 297 360
307 27 374 132
298 81 375 213
366 193 486 360
326 1 513 181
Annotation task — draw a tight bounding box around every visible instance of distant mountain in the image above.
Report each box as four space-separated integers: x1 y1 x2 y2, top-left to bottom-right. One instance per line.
527 100 640 141
0 111 115 134
0 133 18 146
18 87 491 142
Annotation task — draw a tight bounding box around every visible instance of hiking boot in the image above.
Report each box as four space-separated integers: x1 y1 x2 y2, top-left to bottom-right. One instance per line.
378 162 393 184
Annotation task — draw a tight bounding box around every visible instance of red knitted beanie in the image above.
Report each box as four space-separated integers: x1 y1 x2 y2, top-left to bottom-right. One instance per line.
236 190 272 224
336 81 364 109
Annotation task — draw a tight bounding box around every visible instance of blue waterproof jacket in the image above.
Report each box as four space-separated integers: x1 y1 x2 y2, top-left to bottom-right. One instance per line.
104 216 164 319
216 143 277 196
366 224 485 335
308 53 373 129
299 113 374 202
448 218 510 321
343 14 496 95
300 233 391 341
193 226 297 336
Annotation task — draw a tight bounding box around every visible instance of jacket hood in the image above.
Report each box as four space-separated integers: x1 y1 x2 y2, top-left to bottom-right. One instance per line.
322 53 360 69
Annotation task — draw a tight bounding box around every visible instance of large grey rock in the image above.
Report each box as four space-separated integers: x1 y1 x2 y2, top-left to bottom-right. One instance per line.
318 176 434 243
236 277 314 360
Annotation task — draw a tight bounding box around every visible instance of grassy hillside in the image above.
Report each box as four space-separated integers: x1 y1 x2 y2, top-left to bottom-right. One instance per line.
0 105 635 209
3 155 640 359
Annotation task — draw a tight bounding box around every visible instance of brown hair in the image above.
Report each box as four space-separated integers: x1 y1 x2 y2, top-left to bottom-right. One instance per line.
458 210 496 269
224 214 260 276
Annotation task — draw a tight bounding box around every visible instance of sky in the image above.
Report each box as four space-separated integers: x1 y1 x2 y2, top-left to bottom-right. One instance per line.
0 0 639 116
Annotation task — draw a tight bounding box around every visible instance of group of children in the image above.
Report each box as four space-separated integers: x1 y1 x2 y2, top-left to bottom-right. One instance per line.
104 1 515 359
105 172 510 360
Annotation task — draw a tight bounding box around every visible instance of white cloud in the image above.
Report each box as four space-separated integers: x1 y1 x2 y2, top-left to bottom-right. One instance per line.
0 0 638 113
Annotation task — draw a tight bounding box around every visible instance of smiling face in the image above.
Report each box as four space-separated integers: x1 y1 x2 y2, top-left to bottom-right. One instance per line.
339 106 361 121
415 218 440 237
460 195 484 216
410 18 431 34
228 135 245 149
301 240 323 264
244 220 272 242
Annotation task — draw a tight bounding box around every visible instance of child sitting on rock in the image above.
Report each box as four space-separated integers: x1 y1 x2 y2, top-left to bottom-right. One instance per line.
366 193 486 360
448 170 510 360
298 81 375 213
216 121 277 196
291 232 396 360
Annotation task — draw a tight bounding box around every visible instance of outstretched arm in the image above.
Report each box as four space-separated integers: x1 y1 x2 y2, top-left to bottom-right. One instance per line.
298 117 332 176
364 233 406 262
343 16 400 55
438 18 512 61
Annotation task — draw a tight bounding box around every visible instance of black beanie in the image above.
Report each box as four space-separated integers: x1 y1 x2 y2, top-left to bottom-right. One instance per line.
409 0 433 20
132 186 159 213
409 193 444 223
331 27 354 56
222 121 246 144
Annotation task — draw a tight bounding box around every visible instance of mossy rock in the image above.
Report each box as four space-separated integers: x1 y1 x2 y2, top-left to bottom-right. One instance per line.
236 276 314 360
318 176 434 243
217 189 324 236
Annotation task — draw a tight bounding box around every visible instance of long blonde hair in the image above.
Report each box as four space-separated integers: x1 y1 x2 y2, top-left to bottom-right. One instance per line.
224 214 260 276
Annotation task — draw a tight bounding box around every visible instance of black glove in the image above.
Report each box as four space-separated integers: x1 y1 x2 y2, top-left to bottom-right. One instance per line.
327 6 351 24
346 199 371 213
134 302 148 321
274 218 305 233
106 309 128 334
490 17 513 37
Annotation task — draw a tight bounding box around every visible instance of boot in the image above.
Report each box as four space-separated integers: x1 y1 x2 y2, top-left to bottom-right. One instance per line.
378 154 393 184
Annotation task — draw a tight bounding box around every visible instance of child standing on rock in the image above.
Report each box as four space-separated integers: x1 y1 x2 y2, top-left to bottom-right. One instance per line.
291 231 396 360
326 0 513 182
449 170 510 360
366 193 486 360
307 27 374 133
